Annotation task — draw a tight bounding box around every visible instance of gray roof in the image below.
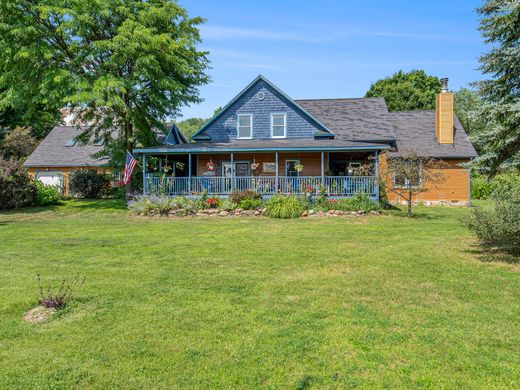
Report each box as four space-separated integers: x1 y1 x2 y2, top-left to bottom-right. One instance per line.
389 111 478 158
134 138 389 154
24 126 108 167
295 98 397 142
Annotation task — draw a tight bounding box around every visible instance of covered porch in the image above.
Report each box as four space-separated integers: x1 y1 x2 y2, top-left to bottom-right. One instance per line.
134 146 384 198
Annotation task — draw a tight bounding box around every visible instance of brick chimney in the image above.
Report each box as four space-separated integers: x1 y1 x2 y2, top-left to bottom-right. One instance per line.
435 78 454 144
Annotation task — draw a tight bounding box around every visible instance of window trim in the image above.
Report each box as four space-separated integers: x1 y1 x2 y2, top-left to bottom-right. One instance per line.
270 112 287 138
392 173 423 189
237 114 253 140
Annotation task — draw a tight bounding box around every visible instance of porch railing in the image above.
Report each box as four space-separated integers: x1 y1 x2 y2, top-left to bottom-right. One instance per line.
144 175 378 198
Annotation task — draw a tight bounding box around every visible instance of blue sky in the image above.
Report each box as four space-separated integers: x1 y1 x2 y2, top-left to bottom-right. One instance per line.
178 0 486 119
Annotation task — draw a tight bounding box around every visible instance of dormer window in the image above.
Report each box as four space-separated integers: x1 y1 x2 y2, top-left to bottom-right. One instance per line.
64 139 76 147
237 114 252 139
271 113 286 138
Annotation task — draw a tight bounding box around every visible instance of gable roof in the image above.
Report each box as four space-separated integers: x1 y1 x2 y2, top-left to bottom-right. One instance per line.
295 98 396 142
388 111 477 158
191 75 335 140
164 123 187 145
24 126 108 168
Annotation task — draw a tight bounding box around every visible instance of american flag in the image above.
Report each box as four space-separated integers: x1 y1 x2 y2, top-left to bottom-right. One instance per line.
123 151 137 185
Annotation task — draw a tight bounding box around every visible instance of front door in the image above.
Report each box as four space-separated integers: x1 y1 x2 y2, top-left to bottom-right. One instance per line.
222 161 250 177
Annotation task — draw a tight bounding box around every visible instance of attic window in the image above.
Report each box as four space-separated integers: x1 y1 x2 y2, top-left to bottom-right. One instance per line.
93 138 104 146
257 91 265 101
64 139 76 147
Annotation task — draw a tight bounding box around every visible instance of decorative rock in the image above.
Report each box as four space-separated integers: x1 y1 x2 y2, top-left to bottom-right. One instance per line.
301 210 309 217
254 211 261 216
196 212 206 217
235 208 243 213
350 211 357 215
219 211 229 217
328 210 335 215
309 210 315 215
370 210 380 215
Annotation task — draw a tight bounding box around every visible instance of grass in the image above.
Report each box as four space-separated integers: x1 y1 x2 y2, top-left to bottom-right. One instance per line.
1 200 520 388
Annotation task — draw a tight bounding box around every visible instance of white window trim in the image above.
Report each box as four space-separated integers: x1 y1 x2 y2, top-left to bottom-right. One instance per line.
392 173 423 189
270 112 287 139
237 114 253 140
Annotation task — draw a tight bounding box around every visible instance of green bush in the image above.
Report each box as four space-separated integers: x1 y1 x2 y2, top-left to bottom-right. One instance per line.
69 169 111 199
0 158 35 210
220 198 237 211
239 198 262 210
471 174 491 199
35 181 62 206
468 174 520 254
264 195 304 219
129 196 178 216
230 190 261 204
326 193 381 212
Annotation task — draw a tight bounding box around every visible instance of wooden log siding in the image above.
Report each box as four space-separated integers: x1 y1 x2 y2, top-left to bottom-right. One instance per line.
380 157 471 203
197 152 330 177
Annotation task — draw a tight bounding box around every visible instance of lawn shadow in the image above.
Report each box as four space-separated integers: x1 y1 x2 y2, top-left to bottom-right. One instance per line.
0 204 63 215
67 199 128 211
386 207 446 221
466 243 520 265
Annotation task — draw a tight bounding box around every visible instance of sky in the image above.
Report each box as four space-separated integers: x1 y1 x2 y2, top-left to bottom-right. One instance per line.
178 0 486 119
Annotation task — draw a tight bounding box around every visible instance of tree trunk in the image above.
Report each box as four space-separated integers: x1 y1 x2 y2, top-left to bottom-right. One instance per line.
407 191 413 218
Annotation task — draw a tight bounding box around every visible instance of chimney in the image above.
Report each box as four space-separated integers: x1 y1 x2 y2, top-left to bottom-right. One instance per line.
435 77 454 144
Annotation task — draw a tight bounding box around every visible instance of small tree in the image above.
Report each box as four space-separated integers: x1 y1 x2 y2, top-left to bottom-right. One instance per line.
379 152 447 217
1 127 38 160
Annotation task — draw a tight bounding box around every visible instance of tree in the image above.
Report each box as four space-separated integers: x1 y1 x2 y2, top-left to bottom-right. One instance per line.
472 0 520 173
0 0 210 192
176 117 208 141
379 152 447 217
1 127 38 160
365 70 442 112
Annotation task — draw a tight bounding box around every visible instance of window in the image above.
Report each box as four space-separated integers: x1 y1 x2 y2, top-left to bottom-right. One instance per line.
285 159 300 177
271 113 286 138
64 139 76 147
237 114 252 139
93 138 104 146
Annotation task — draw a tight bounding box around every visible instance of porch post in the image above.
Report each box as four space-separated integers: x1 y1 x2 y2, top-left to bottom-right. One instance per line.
321 151 325 187
230 152 234 193
275 151 279 193
188 153 192 195
142 153 146 195
375 150 379 201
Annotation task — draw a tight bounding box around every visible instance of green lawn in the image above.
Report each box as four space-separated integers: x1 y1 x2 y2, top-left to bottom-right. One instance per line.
1 201 520 388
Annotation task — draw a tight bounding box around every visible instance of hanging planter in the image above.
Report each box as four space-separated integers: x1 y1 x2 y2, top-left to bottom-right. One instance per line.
294 163 304 172
206 159 215 171
175 161 185 170
251 158 260 171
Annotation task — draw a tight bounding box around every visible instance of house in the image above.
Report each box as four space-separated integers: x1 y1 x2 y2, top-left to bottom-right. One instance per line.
133 75 477 204
24 123 186 194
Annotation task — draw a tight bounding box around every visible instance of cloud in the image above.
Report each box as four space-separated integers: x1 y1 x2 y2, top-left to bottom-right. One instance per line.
200 26 450 43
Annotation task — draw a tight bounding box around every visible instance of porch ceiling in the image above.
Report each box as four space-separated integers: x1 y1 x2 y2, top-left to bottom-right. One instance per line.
134 139 390 154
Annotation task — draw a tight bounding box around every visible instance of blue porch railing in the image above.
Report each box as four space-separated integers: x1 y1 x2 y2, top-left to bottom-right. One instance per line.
144 176 378 198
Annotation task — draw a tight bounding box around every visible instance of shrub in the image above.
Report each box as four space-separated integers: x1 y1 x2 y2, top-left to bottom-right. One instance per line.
467 174 520 254
35 181 62 206
230 189 261 204
129 195 177 216
489 172 520 197
37 274 86 310
206 197 220 209
239 198 262 210
323 193 381 213
471 173 491 199
69 169 111 198
265 195 304 219
220 198 237 211
0 158 36 210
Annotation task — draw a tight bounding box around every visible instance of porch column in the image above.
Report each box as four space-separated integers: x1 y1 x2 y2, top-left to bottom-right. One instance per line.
188 153 192 195
374 150 379 201
230 152 234 193
275 151 279 193
321 151 325 187
142 153 147 195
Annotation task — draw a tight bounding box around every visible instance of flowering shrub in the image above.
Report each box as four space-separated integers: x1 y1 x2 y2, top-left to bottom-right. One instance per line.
206 197 220 208
230 189 261 204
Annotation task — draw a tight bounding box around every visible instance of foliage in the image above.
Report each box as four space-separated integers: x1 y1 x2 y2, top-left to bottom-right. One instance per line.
468 176 520 254
365 70 441 112
0 0 210 187
264 195 304 219
176 117 208 141
35 181 62 206
205 197 220 209
239 198 262 210
453 88 489 157
230 190 262 204
470 173 491 199
37 274 86 310
0 127 38 160
220 198 237 211
471 0 520 172
129 195 176 216
69 170 111 199
0 158 35 210
379 151 447 217
326 193 381 212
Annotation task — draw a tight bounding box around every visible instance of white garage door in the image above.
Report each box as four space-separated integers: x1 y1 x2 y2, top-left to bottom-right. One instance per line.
35 173 64 192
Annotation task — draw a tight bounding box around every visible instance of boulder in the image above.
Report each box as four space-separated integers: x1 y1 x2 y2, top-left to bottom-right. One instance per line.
219 211 229 217
301 210 309 217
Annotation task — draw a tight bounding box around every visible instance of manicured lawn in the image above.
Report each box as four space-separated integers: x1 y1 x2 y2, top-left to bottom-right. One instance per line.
1 200 520 388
